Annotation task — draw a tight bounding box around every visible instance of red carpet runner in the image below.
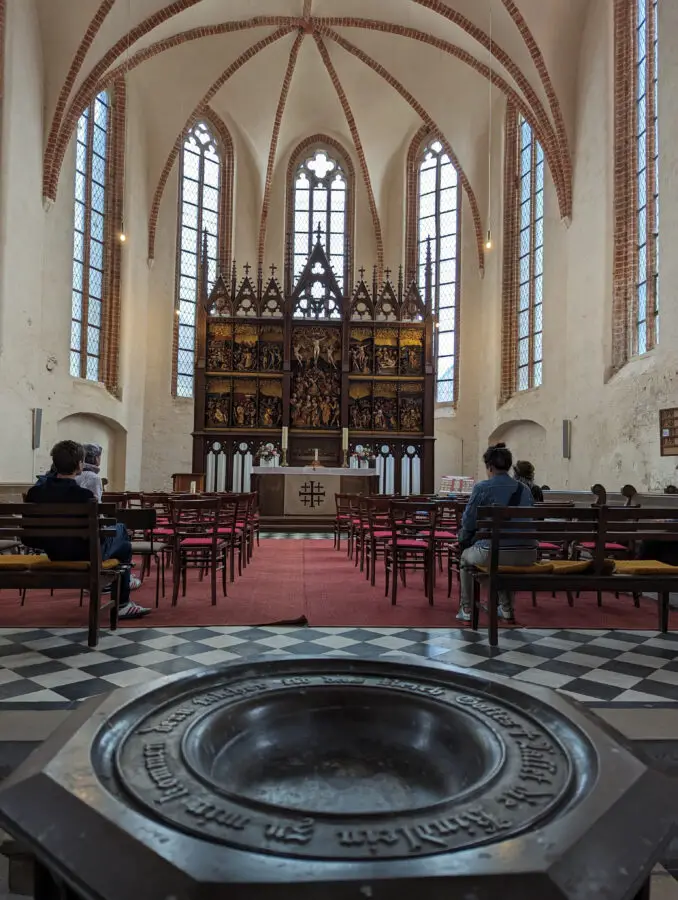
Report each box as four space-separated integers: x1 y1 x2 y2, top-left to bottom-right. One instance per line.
0 539 674 630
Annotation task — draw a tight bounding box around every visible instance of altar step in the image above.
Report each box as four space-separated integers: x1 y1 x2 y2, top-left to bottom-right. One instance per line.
260 516 334 533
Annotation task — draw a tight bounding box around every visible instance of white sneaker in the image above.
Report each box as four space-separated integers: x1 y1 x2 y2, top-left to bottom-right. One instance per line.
130 575 142 591
456 608 471 622
118 601 151 619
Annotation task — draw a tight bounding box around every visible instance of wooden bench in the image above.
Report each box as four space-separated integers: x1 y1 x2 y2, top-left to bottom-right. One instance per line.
0 502 125 647
470 505 678 646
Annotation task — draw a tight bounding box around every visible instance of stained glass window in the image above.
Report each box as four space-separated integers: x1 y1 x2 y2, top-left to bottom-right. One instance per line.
175 121 221 398
516 116 544 392
636 0 659 354
417 140 460 404
292 148 348 297
70 91 109 381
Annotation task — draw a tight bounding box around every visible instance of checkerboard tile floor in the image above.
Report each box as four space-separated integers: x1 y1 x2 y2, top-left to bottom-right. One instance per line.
1 625 678 706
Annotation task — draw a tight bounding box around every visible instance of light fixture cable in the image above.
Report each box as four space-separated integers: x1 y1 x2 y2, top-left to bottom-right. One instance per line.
120 0 132 242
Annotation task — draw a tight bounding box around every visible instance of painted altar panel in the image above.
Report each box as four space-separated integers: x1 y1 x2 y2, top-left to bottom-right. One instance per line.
290 326 341 430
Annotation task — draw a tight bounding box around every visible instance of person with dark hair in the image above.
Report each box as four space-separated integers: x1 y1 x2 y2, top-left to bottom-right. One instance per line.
455 442 536 623
26 441 150 620
513 460 544 503
76 443 104 501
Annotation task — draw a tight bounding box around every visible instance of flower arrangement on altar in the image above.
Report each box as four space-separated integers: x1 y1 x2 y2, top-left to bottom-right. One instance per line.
353 445 375 462
257 442 277 462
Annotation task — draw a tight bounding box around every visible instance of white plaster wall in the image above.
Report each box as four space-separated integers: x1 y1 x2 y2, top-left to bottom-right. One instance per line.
0 0 150 488
476 0 678 492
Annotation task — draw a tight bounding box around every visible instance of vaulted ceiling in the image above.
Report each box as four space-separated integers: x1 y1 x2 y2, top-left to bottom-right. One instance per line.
37 0 591 247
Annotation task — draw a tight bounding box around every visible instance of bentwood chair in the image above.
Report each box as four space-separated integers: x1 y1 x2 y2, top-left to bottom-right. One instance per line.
365 497 392 585
334 493 356 552
384 501 437 606
116 506 168 608
169 498 228 606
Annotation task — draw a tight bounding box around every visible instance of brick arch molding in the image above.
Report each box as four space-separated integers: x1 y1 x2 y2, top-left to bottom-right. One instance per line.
44 4 571 217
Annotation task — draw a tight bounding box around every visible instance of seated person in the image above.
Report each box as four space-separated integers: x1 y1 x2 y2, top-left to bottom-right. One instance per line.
26 440 149 620
456 442 536 624
76 443 104 501
513 460 544 503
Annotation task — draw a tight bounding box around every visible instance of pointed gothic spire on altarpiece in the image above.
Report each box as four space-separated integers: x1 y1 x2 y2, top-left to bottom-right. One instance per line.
235 263 258 317
205 272 233 316
349 266 375 320
289 226 344 319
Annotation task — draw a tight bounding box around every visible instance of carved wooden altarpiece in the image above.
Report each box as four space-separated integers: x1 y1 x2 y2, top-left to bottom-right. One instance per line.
192 230 435 496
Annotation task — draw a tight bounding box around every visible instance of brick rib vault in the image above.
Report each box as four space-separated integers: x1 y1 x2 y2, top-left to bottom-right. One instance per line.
42 3 574 276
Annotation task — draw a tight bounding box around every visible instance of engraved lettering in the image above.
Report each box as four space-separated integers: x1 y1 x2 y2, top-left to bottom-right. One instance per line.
517 739 558 785
336 829 400 853
281 677 311 686
192 683 268 706
137 707 196 735
182 797 249 831
143 743 189 804
378 678 444 697
264 818 315 845
496 786 555 809
322 676 366 685
455 696 520 728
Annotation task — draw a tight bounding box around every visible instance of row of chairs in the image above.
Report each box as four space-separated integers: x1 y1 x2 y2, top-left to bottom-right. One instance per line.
112 493 260 607
333 495 465 606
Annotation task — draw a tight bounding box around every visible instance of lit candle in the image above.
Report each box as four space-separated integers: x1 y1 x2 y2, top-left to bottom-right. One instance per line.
314 448 319 463
342 427 349 452
282 426 288 450
190 481 197 494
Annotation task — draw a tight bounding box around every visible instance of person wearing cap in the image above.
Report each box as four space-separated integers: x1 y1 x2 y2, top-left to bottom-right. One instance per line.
76 443 104 501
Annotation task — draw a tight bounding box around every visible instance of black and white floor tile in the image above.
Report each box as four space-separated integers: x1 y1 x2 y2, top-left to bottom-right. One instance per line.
1 624 678 707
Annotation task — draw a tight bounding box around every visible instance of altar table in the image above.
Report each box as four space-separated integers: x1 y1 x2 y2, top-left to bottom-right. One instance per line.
251 467 378 522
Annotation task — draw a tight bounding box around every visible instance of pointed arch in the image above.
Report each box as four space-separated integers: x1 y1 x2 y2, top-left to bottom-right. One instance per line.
172 111 234 398
406 125 461 405
286 135 356 293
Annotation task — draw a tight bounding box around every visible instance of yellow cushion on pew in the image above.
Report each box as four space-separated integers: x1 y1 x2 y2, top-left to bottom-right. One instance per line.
549 559 593 575
0 555 47 569
477 562 554 574
613 559 678 576
30 558 120 571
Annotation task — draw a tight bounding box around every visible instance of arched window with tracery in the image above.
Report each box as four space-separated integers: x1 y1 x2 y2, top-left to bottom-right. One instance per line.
174 118 233 398
287 139 354 298
613 0 659 367
407 131 461 404
71 91 110 383
70 84 125 393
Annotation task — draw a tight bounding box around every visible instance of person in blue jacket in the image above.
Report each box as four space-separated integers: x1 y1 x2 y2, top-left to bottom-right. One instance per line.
456 442 536 623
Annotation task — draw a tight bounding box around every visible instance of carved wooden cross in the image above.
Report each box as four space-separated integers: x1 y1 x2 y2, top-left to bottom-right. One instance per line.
243 262 251 277
315 222 323 242
358 266 366 280
269 263 277 278
385 267 392 281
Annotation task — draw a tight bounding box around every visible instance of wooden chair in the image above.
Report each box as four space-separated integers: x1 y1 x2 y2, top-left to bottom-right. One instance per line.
365 497 392 585
116 507 168 608
0 502 123 647
169 498 228 606
102 492 128 508
333 493 356 552
384 501 437 606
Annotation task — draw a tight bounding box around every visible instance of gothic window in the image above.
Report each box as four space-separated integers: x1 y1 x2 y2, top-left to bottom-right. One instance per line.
175 121 223 398
415 138 460 404
636 0 659 354
290 143 352 294
516 116 544 392
70 91 109 382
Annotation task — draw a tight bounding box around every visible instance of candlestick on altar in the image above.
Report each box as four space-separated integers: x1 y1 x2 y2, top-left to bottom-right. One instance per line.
282 426 288 451
342 428 349 452
314 448 319 463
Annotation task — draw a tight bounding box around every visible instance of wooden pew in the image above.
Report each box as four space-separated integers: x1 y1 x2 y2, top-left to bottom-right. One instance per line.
0 501 125 647
469 505 678 646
